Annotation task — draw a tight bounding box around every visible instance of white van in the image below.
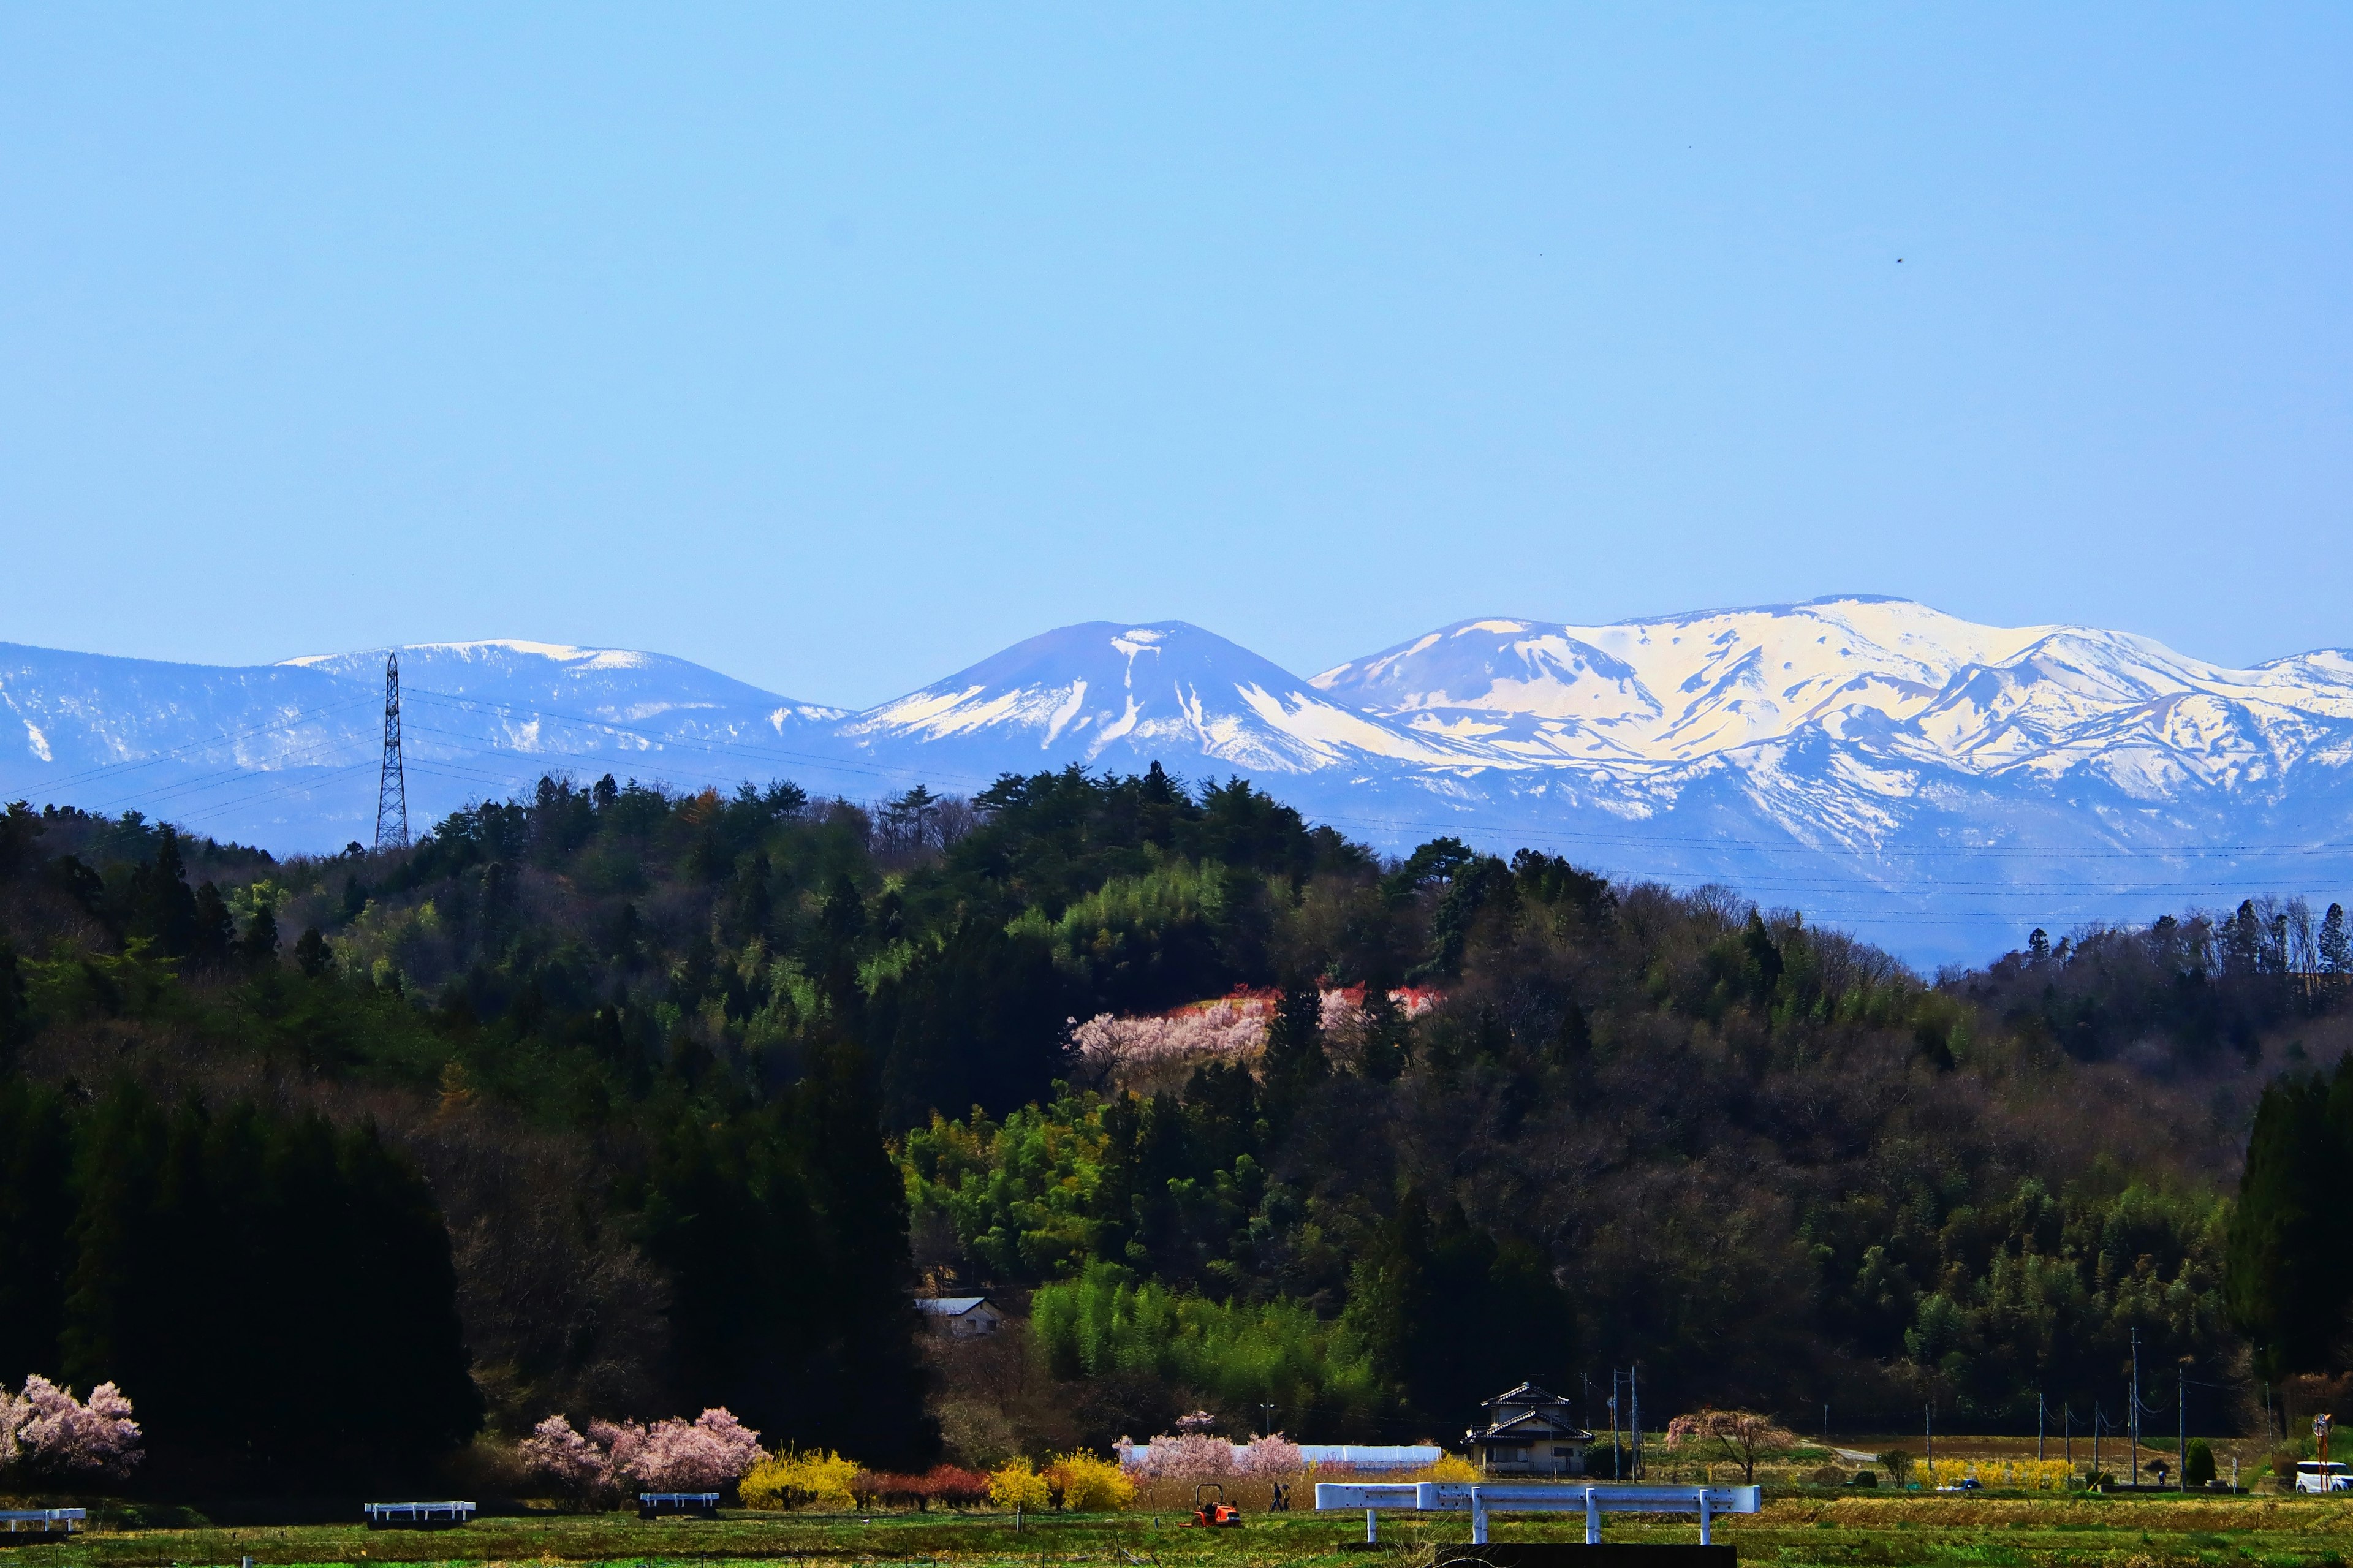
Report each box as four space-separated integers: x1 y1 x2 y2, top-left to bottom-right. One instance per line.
2295 1461 2352 1494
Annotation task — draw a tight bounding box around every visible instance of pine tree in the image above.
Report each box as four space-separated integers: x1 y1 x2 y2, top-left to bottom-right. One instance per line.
126 828 199 958
0 935 24 1070
1548 998 1593 1069
294 926 333 979
2226 1062 2353 1377
1359 984 1409 1082
191 882 234 967
239 896 279 969
2321 903 2349 975
1261 982 1327 1108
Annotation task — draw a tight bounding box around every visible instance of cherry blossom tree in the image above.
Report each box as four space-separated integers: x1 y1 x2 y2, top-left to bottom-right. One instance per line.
521 1408 761 1506
0 1376 144 1478
1122 1432 1235 1479
620 1408 762 1491
1235 1434 1306 1477
1663 1408 1799 1483
1075 988 1440 1081
519 1415 616 1504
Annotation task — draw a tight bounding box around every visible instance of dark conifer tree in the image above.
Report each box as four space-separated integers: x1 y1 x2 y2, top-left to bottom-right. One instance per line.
2226 1062 2351 1377
126 828 200 957
1261 981 1327 1111
191 882 235 967
0 1077 72 1380
239 897 279 969
294 925 333 978
0 935 24 1070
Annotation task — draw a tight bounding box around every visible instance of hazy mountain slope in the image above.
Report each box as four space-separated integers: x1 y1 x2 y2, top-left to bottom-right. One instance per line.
0 640 854 849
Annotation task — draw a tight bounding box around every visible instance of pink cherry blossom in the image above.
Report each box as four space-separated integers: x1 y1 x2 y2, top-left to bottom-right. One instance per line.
1235 1434 1306 1477
1 1376 144 1477
1075 987 1437 1081
522 1407 761 1504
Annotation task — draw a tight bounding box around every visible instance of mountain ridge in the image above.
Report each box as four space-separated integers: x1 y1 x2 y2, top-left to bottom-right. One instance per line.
5 597 2351 965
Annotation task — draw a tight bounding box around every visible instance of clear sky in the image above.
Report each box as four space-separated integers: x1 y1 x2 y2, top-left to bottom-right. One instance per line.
2 5 2347 708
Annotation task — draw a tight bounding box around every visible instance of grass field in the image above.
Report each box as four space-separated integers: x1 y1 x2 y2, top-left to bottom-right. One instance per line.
7 1493 2353 1568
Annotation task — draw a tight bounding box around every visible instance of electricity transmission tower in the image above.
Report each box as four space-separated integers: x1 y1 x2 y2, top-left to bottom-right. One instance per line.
374 651 409 850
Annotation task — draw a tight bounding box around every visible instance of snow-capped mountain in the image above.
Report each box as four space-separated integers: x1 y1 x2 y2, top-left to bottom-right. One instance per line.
1313 596 2353 801
0 639 846 847
6 599 2353 966
832 621 1487 786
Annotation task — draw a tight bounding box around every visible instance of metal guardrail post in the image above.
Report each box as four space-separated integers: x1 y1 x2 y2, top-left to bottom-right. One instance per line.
1471 1487 1489 1545
1585 1487 1601 1544
1699 1487 1712 1545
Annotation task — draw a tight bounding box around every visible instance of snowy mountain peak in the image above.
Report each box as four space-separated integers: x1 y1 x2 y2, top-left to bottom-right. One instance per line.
839 619 1487 776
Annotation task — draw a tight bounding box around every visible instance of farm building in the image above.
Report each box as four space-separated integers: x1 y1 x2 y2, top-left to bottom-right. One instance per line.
912 1295 1006 1338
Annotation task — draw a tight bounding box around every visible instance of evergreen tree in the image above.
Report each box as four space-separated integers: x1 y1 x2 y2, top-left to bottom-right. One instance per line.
1359 984 1409 1082
873 920 1066 1126
0 1077 72 1382
1547 998 1592 1069
2322 903 2350 975
125 828 200 957
1741 912 1786 1006
1341 1192 1572 1423
294 925 333 979
191 882 234 967
48 1086 480 1485
1261 982 1327 1108
2223 900 2265 978
2226 1062 2352 1378
0 934 24 1070
239 896 279 969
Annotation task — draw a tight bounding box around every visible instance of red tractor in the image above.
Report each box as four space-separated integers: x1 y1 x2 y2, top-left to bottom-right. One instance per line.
1183 1483 1242 1528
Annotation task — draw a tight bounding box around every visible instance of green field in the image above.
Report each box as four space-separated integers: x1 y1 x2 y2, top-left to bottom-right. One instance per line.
9 1496 2353 1568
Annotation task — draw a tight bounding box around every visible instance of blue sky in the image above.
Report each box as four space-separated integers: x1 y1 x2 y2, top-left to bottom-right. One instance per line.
2 5 2347 707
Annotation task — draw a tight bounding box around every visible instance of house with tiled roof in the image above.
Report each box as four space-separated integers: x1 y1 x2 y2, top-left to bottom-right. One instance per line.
1463 1381 1595 1475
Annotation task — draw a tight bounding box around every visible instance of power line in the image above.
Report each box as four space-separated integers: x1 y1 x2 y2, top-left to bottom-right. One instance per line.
12 692 378 795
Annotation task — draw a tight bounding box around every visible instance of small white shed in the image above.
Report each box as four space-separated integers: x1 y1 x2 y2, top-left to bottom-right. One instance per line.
913 1295 1006 1338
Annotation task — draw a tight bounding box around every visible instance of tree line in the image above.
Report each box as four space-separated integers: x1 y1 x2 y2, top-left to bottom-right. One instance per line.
1 767 2347 1490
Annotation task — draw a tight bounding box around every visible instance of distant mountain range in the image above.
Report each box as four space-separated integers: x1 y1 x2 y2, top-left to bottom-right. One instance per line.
7 596 2352 966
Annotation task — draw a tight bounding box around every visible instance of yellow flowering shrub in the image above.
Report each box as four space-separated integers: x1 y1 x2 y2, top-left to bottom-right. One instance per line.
990 1460 1053 1511
740 1447 862 1510
1917 1456 2075 1491
1045 1450 1136 1511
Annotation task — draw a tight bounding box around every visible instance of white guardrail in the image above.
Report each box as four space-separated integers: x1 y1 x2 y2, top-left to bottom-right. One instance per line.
0 1509 86 1535
1314 1481 1762 1545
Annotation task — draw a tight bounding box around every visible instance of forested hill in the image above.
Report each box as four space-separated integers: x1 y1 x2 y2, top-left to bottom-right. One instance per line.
0 767 2345 1491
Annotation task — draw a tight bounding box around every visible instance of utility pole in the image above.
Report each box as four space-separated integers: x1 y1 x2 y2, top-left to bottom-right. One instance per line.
1609 1371 1621 1480
2064 1404 2072 1474
1631 1366 1642 1479
2131 1329 2141 1489
2039 1392 2046 1462
1925 1400 1934 1488
1824 1403 1830 1447
374 650 409 851
2178 1369 2187 1493
2093 1404 2102 1485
